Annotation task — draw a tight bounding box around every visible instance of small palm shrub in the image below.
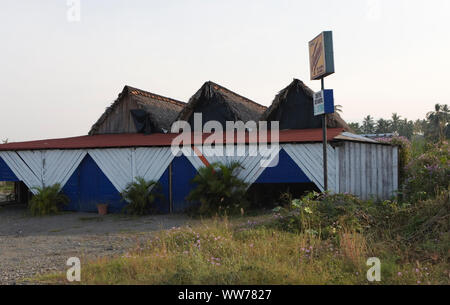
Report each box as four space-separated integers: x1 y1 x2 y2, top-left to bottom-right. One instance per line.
29 184 69 216
186 161 248 216
121 177 163 215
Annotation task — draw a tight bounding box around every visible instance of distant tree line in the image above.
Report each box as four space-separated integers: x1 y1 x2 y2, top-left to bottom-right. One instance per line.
348 104 450 142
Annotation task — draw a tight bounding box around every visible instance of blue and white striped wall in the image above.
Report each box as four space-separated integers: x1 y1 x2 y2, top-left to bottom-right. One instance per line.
0 142 398 212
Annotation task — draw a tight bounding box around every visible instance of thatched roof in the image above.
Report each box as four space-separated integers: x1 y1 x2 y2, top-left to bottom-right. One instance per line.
89 86 185 135
260 79 352 131
174 81 267 125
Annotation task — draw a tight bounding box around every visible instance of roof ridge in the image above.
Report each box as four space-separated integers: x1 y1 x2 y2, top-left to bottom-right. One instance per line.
88 85 185 135
125 85 186 107
0 128 346 151
291 78 315 96
206 81 267 109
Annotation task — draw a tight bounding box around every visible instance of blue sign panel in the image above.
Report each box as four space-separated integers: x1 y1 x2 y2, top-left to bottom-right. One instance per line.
313 89 334 116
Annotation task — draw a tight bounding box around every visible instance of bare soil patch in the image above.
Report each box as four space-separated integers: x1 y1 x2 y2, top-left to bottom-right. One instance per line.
0 204 193 284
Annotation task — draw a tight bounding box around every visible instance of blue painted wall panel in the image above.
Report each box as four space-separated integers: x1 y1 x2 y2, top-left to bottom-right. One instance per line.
0 157 19 181
155 167 170 214
3 149 312 213
62 154 197 214
62 154 124 213
255 149 312 183
139 155 198 214
171 155 198 213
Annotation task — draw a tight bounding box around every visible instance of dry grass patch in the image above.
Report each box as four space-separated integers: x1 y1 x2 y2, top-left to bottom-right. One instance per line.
36 216 448 285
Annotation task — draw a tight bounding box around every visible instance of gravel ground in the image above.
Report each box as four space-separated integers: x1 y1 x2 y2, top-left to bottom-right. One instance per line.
0 204 193 285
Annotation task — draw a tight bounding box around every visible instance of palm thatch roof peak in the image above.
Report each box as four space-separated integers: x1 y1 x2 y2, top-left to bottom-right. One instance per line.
261 78 352 131
89 85 185 135
174 81 267 124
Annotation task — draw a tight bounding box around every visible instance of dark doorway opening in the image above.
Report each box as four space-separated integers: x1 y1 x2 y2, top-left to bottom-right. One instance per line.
0 181 31 205
247 182 320 209
15 181 31 204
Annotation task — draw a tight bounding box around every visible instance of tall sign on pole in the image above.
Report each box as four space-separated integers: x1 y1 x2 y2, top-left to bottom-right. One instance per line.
309 31 335 191
309 31 335 80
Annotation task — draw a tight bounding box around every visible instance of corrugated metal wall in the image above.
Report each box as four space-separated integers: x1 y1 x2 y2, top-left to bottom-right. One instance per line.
63 154 124 212
0 156 19 181
255 149 312 184
185 145 281 187
88 147 175 193
283 143 337 192
336 142 398 200
0 150 85 193
0 141 400 212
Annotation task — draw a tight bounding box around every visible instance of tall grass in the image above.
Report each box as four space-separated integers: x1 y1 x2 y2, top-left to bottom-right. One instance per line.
37 215 448 285
34 142 449 285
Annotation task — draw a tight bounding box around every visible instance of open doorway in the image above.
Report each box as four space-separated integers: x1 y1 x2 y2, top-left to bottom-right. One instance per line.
0 181 15 204
247 182 320 209
0 181 30 206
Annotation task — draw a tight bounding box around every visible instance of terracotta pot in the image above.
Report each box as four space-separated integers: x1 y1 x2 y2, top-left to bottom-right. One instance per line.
97 203 108 215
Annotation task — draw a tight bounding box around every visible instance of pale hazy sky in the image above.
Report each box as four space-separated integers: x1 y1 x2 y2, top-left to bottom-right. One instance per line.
1 0 449 141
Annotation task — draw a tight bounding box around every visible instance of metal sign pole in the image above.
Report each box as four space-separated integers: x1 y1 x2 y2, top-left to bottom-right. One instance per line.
309 31 334 192
321 78 328 191
169 162 173 213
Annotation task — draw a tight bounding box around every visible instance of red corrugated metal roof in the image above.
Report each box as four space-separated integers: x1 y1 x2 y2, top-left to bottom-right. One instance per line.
0 128 343 151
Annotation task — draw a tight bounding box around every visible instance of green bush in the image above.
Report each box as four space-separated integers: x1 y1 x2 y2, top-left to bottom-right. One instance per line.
272 192 398 239
403 141 450 201
121 177 163 215
391 188 449 239
29 184 69 216
186 161 248 216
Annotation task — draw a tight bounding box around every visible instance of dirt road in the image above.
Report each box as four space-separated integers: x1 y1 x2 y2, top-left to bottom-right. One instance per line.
0 204 193 284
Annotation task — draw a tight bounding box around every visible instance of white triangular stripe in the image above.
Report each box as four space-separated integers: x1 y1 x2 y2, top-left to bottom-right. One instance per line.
0 150 86 194
183 145 280 187
88 147 175 193
135 147 175 183
43 150 87 188
17 151 44 186
88 149 133 193
184 147 205 171
283 144 336 192
0 151 41 193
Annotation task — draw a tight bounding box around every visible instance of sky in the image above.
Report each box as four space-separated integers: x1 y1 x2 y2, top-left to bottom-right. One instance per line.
0 0 449 142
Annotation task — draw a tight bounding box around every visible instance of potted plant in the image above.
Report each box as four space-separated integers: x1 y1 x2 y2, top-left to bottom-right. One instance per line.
97 203 108 215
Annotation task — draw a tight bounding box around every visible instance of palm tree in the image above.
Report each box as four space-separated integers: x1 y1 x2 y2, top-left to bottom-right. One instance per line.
375 118 391 134
398 118 414 139
362 115 375 134
348 122 362 134
413 119 426 136
391 113 401 133
426 104 450 142
334 104 343 114
121 177 162 215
